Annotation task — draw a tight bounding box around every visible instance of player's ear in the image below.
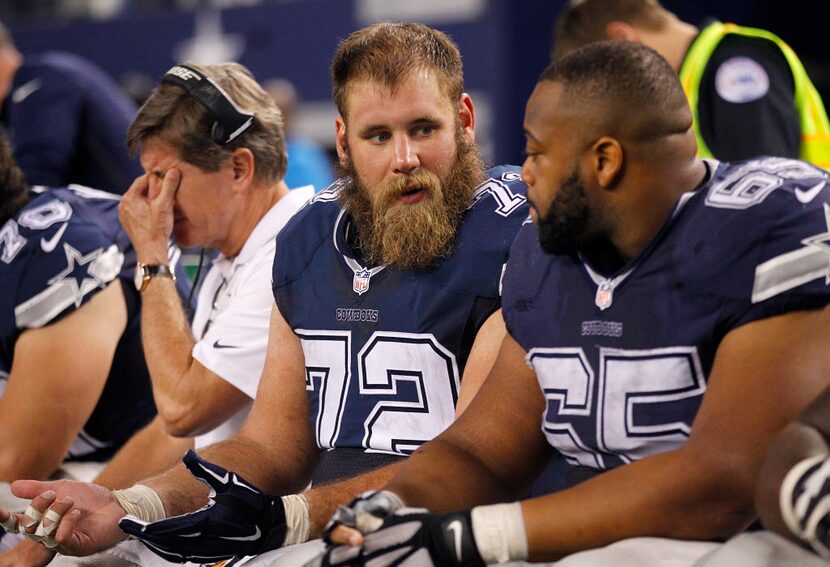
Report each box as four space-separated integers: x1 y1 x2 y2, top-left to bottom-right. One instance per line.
591 136 623 189
335 116 349 168
230 147 255 190
458 93 476 143
606 21 639 41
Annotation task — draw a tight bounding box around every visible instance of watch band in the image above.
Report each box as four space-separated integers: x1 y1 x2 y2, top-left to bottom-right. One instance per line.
137 263 176 292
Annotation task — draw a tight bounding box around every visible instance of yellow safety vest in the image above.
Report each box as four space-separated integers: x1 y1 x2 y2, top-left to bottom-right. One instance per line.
678 21 830 169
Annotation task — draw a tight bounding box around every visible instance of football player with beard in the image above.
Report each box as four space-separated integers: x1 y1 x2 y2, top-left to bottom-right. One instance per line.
1 22 528 565
313 41 830 567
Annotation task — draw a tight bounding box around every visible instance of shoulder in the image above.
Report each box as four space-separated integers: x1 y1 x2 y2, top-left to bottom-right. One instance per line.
30 52 109 81
701 157 828 220
3 187 127 329
460 165 529 245
707 29 794 99
273 179 345 285
678 157 830 307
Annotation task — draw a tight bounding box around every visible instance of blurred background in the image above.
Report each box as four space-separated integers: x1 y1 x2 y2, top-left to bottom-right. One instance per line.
1 0 826 170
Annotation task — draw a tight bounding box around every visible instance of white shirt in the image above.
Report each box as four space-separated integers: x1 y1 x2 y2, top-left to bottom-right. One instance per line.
191 186 313 448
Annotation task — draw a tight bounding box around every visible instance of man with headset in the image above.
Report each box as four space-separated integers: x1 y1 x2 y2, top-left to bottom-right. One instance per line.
0 60 312 566
117 61 313 452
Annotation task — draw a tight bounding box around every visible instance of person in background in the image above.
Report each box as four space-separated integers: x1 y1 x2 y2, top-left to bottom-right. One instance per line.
551 0 830 169
264 77 334 192
0 20 142 194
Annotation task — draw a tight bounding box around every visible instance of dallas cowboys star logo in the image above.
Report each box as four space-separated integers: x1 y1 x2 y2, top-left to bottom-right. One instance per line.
801 202 830 285
47 243 109 307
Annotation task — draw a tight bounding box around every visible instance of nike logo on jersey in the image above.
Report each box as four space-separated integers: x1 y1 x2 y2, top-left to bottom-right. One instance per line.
795 181 826 205
447 519 464 561
213 340 240 349
12 78 43 103
40 223 68 253
220 525 262 542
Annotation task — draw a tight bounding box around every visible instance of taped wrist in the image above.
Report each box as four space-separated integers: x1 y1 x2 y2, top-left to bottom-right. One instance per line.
113 484 166 523
471 502 528 564
281 493 310 545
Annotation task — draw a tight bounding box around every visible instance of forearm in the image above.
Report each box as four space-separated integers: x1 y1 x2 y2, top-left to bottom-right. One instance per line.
386 437 540 512
305 463 403 537
521 449 753 562
139 277 199 419
92 417 194 490
144 433 312 517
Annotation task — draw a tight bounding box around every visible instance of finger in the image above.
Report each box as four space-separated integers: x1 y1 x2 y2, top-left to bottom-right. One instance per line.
19 490 57 534
53 509 81 550
182 451 230 493
10 481 58 500
35 496 74 547
328 525 364 547
123 173 150 199
0 506 17 532
155 169 180 204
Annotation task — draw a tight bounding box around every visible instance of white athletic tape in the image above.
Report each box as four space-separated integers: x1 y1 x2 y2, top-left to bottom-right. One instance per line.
35 508 61 538
112 484 166 523
471 502 529 564
282 494 310 546
43 508 63 525
19 505 45 543
39 507 68 548
20 506 42 529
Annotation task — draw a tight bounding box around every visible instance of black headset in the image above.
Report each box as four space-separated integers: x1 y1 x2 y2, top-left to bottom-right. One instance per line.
160 64 254 145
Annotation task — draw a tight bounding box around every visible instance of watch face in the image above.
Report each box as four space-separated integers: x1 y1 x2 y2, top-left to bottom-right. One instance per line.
134 264 145 291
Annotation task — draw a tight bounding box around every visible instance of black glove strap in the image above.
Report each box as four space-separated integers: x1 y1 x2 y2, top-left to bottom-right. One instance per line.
429 511 485 567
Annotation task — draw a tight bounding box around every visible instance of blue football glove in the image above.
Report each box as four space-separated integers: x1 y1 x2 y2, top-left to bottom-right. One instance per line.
310 508 485 567
119 450 287 564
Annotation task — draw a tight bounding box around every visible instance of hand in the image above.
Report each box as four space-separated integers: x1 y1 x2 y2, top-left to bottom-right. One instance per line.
0 538 56 567
10 479 126 556
118 169 179 264
780 455 830 557
119 450 288 564
323 491 404 546
309 508 485 567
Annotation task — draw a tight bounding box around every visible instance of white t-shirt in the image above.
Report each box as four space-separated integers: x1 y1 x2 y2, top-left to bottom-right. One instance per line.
191 186 313 449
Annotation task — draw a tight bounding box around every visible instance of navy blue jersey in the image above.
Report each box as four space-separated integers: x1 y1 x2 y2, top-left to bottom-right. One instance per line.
503 157 830 487
0 185 155 462
273 167 528 467
1 52 142 194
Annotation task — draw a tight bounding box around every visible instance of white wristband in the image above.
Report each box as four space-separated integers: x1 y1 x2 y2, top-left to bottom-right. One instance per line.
281 493 310 546
112 484 166 523
471 502 528 564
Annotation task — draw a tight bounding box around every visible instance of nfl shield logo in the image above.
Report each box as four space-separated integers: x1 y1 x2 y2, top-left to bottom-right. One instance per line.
353 268 372 295
595 281 614 311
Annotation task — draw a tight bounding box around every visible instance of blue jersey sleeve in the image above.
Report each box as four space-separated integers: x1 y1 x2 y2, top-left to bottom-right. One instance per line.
706 158 830 328
14 199 124 330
